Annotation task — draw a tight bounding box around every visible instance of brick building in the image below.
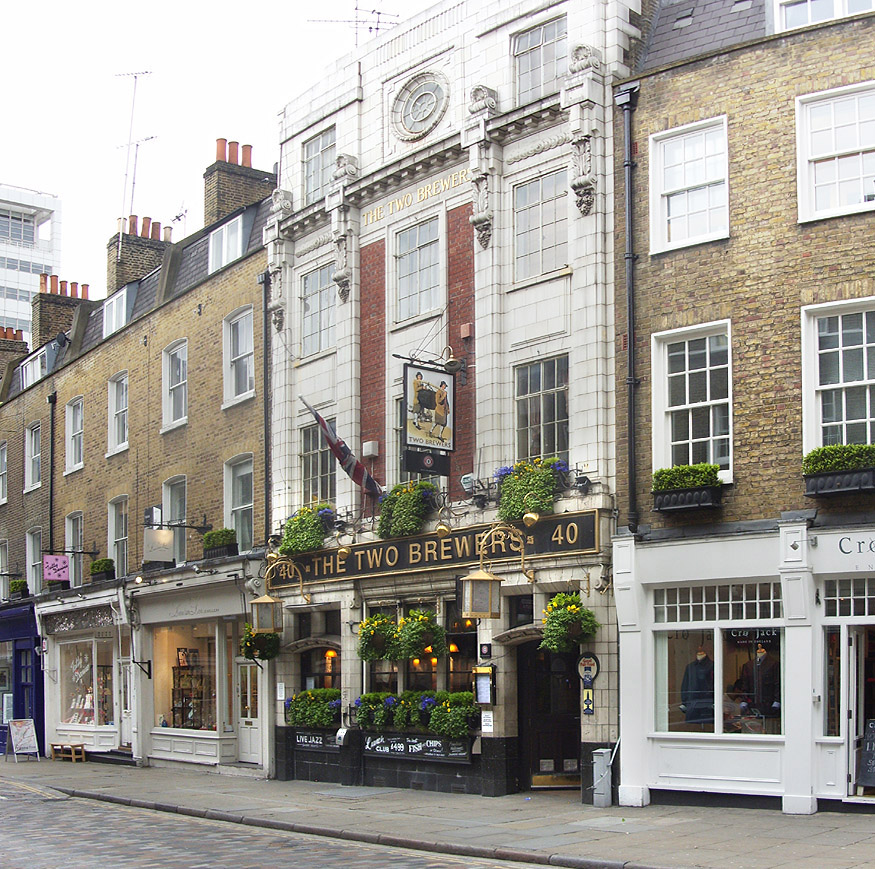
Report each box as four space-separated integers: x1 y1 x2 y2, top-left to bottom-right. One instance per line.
263 0 642 798
0 140 277 769
611 1 875 812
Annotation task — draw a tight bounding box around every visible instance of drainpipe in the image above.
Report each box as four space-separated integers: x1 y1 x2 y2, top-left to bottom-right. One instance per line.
47 391 57 552
615 83 640 534
258 269 272 546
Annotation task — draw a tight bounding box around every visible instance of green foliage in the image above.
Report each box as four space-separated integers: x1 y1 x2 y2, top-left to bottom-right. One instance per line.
240 623 281 660
353 690 479 738
203 528 236 549
354 692 395 729
284 688 341 728
278 503 332 555
426 692 481 738
377 481 438 538
802 444 875 475
652 463 721 491
357 612 402 661
90 558 114 575
497 457 564 521
397 609 448 659
539 591 600 654
9 579 28 594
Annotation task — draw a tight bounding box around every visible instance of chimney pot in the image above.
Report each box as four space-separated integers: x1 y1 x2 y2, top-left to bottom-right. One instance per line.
71 282 79 298
228 141 239 165
60 280 68 296
50 275 59 294
39 274 48 293
14 330 22 341
216 138 227 162
2 327 9 339
163 226 173 243
141 216 151 238
129 215 138 236
81 285 89 299
151 221 161 240
242 144 252 168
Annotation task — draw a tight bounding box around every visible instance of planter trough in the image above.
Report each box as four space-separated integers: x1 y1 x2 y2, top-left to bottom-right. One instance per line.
804 468 875 498
653 485 723 512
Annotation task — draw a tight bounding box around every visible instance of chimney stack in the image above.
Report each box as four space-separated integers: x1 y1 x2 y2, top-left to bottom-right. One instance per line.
32 275 95 349
203 137 276 226
107 213 172 294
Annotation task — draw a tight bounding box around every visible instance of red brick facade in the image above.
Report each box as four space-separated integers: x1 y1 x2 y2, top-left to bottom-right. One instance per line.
359 239 387 489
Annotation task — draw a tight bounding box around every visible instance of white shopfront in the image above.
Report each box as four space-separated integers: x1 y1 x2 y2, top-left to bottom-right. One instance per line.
133 579 268 770
615 518 875 815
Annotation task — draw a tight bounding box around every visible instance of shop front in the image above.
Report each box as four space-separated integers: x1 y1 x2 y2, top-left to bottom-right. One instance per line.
133 578 265 769
615 518 875 814
0 604 44 755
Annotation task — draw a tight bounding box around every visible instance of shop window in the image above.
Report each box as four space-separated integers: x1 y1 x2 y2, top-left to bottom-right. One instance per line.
60 640 114 726
224 306 255 402
162 340 188 429
301 264 335 356
153 624 217 730
514 169 568 281
515 354 569 463
825 626 842 737
0 640 11 723
301 422 336 504
653 582 782 623
107 371 128 454
445 599 477 693
367 605 398 694
723 629 783 735
823 577 875 616
655 630 715 733
65 512 83 587
303 127 336 206
514 16 567 105
302 648 341 690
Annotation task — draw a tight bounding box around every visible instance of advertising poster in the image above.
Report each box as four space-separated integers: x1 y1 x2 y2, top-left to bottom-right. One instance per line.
404 363 455 452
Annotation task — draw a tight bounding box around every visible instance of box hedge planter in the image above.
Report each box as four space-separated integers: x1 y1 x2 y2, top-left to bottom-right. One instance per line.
89 558 115 583
202 528 238 559
803 445 875 498
9 579 29 600
652 463 724 512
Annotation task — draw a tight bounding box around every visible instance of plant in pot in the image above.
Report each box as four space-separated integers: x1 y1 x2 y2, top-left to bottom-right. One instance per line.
397 608 448 659
496 457 568 522
278 503 333 555
377 480 438 538
284 688 342 728
802 444 875 497
90 558 115 582
427 691 481 739
357 612 401 660
9 578 29 599
45 578 70 592
202 528 238 558
239 622 281 661
652 462 723 511
539 591 600 653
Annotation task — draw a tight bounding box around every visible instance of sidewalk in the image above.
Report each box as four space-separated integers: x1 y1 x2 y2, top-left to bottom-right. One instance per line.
2 759 874 869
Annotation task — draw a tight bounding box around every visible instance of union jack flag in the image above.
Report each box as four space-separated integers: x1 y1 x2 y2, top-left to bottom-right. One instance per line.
300 396 383 498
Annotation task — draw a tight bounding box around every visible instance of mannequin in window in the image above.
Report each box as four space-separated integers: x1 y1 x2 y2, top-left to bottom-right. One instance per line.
739 643 781 717
680 645 714 723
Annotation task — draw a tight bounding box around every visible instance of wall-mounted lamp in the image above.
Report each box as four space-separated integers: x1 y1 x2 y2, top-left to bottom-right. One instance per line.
191 564 218 576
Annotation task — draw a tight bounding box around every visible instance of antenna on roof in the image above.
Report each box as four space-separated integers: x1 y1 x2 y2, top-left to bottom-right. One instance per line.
308 3 400 47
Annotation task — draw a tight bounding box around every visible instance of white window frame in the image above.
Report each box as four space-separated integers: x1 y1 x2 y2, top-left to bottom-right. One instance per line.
19 348 47 389
514 354 570 463
652 320 733 483
513 168 569 281
774 0 874 32
107 372 128 455
26 527 42 595
301 422 336 505
801 296 875 453
514 16 568 106
65 396 84 473
103 287 127 337
162 340 188 430
109 496 128 578
301 264 336 356
24 422 41 491
649 117 729 254
0 540 7 600
65 512 84 587
303 127 336 206
0 441 7 504
208 215 243 274
223 306 255 405
224 455 253 553
796 82 875 224
163 476 187 565
394 215 442 323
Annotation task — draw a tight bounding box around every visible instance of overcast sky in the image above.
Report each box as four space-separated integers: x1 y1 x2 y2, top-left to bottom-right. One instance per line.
3 0 435 299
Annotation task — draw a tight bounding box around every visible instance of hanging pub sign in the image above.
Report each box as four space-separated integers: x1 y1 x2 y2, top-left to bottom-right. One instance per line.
404 363 455 452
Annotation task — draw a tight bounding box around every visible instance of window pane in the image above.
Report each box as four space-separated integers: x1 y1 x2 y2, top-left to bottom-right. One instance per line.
723 629 782 735
655 631 714 732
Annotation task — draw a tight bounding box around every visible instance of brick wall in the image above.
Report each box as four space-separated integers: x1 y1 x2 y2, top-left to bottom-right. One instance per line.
203 162 276 226
360 239 387 490
32 285 92 349
106 230 169 294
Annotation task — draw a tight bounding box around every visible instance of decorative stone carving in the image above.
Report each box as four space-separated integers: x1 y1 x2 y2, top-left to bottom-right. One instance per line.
506 132 570 164
569 44 602 75
570 134 596 216
295 232 333 259
332 230 352 302
333 154 359 182
468 85 498 115
272 306 285 332
271 188 294 216
469 168 493 248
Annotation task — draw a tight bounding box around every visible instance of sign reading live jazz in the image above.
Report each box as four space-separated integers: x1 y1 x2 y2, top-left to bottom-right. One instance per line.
267 510 599 587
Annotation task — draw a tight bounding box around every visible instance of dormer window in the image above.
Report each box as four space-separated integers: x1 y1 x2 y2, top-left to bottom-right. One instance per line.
104 287 128 337
19 348 47 388
208 215 242 274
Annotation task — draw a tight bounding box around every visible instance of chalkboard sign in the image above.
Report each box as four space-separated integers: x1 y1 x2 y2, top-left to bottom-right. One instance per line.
857 719 875 787
294 730 340 752
5 718 39 762
363 733 470 764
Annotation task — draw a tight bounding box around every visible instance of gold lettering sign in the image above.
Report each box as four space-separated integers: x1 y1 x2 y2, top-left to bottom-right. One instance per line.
362 169 470 226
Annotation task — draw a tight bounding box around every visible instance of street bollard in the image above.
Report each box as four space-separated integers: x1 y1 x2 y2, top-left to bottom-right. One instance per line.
592 747 612 808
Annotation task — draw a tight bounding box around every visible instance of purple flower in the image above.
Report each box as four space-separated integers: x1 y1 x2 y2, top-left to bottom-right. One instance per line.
318 507 334 518
419 696 437 711
284 697 293 710
354 697 362 707
494 466 513 481
384 696 397 708
328 699 342 710
554 460 569 474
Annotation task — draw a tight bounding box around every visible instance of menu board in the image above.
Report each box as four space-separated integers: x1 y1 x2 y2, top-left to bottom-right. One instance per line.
6 718 39 759
857 719 875 788
363 733 470 764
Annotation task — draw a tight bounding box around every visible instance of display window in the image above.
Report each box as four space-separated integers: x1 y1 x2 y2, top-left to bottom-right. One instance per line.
60 639 114 726
302 648 340 690
153 624 216 730
0 640 12 724
655 627 783 735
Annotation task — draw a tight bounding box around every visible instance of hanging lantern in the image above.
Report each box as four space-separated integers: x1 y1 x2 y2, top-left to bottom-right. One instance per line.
460 567 503 619
250 593 283 634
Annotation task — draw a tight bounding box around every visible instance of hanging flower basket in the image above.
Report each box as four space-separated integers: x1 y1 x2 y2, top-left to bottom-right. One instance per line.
279 503 334 555
495 457 568 522
398 609 447 659
358 613 401 661
539 592 599 653
240 623 281 661
377 481 438 538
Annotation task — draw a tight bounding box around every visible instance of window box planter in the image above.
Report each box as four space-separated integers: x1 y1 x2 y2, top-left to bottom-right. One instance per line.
804 468 875 498
202 528 238 559
202 543 238 559
653 485 723 512
45 580 70 593
89 570 115 583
